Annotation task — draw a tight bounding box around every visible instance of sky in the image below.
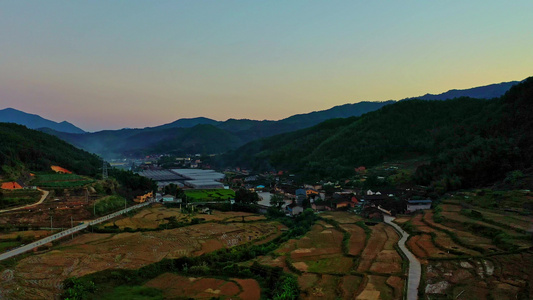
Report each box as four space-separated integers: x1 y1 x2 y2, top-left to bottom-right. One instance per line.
1 1 532 132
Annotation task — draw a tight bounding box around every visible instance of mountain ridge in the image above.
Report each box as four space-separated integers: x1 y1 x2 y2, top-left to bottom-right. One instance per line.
0 108 85 134
8 79 523 157
222 77 533 192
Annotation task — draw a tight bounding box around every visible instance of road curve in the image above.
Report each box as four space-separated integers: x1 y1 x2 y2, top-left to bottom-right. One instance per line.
0 200 153 261
383 214 421 300
0 188 50 214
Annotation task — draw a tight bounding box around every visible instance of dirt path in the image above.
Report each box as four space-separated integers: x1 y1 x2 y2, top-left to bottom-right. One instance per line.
384 214 421 300
0 188 49 213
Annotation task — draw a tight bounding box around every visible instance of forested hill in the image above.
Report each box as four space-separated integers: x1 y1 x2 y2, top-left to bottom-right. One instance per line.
224 77 533 191
43 124 245 158
0 123 101 179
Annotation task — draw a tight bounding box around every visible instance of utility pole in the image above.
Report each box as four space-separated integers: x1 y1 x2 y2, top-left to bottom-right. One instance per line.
50 216 53 232
71 216 74 240
102 160 108 180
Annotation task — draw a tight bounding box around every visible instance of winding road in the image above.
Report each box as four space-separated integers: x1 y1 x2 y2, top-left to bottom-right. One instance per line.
0 188 50 214
384 214 421 300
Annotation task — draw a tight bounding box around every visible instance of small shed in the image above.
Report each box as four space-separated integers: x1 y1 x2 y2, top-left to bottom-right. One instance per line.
162 194 175 202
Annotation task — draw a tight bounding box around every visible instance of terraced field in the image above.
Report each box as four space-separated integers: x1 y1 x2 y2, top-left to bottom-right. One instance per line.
103 204 266 230
145 273 260 300
0 213 281 300
424 252 533 299
258 212 405 300
398 198 533 300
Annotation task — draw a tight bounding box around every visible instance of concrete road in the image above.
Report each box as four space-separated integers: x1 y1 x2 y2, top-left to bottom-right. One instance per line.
384 214 421 300
0 188 50 214
0 200 153 261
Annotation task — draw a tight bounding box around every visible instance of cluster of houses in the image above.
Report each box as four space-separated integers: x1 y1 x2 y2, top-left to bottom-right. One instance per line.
256 185 432 217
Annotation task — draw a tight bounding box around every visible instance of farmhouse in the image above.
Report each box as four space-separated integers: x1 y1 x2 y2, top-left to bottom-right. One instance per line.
406 200 432 213
134 191 153 203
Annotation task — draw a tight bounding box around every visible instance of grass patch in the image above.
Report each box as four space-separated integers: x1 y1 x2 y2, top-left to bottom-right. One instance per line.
0 189 41 209
307 256 353 274
92 195 127 216
184 189 235 202
0 240 23 252
32 173 94 188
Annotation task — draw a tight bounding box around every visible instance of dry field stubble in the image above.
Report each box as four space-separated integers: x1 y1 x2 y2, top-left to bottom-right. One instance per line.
0 221 279 300
271 219 404 300
357 223 401 273
423 212 493 253
104 205 267 230
441 204 527 238
321 211 363 224
145 273 261 300
340 223 366 256
424 251 533 299
474 207 533 232
407 213 475 258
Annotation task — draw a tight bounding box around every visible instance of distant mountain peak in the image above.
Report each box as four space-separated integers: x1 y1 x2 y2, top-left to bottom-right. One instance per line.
0 108 85 134
155 117 219 130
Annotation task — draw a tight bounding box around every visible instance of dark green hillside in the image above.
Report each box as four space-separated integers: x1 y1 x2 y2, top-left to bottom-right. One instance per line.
146 124 244 155
45 124 244 157
225 76 533 190
226 99 491 178
415 77 533 190
0 123 101 178
225 117 359 172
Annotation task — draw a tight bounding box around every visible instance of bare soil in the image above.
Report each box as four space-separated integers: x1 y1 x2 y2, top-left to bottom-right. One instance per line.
340 224 366 256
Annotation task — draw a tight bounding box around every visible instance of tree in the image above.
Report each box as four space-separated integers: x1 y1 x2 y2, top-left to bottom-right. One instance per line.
164 184 179 196
270 194 285 210
235 188 259 204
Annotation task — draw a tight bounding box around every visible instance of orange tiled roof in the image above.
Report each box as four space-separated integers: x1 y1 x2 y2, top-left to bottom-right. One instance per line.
1 182 23 190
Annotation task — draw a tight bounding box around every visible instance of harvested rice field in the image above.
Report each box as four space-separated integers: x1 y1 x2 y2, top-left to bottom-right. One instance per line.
424 252 533 299
357 223 402 273
260 216 405 300
103 204 266 230
321 211 363 224
340 223 366 256
145 273 260 300
0 221 281 299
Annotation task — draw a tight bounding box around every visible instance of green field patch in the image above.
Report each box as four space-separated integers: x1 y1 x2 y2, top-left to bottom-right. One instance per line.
306 256 354 273
185 189 235 202
32 173 94 188
98 286 163 300
0 189 41 209
0 241 24 252
92 195 127 216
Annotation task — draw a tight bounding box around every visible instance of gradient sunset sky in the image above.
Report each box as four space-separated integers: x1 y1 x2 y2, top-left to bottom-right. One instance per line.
1 1 532 132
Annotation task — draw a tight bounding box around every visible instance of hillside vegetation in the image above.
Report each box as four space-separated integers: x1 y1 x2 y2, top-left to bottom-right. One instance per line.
0 123 101 179
224 77 533 192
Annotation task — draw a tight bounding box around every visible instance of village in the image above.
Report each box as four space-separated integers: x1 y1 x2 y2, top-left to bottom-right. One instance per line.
131 155 433 220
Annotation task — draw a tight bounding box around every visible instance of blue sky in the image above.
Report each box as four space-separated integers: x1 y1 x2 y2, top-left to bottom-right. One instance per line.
1 1 532 131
